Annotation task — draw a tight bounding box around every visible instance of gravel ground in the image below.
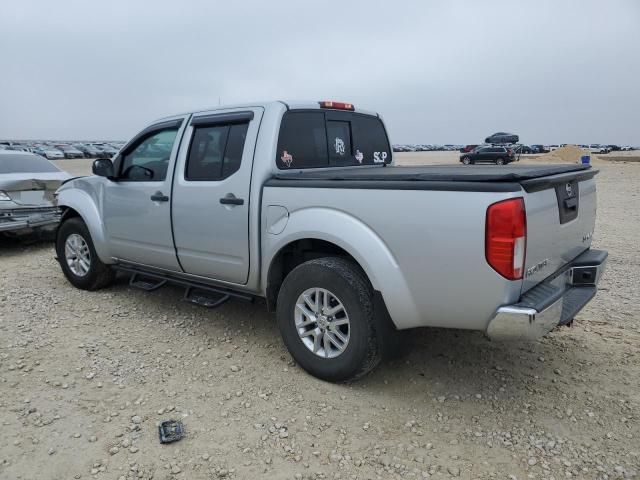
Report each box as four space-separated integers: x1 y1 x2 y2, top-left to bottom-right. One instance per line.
0 159 638 480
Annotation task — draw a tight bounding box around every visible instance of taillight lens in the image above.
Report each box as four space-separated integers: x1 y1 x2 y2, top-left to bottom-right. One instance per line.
485 198 526 280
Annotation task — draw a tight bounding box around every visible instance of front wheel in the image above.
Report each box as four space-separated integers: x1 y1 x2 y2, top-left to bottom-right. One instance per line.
56 217 115 290
461 156 471 165
276 257 382 382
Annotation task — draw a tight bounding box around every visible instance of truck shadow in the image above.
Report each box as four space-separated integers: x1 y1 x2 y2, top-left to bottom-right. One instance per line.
0 234 54 257
105 273 562 399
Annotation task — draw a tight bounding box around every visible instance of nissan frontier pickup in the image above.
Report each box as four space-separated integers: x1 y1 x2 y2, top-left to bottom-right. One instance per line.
55 100 607 381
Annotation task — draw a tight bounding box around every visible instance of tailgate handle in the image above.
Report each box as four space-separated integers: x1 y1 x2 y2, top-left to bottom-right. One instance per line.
564 197 578 210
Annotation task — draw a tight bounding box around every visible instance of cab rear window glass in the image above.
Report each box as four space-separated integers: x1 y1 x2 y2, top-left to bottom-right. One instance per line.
276 110 391 169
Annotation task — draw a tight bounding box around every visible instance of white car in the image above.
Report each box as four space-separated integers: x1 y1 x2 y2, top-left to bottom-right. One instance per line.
588 144 610 154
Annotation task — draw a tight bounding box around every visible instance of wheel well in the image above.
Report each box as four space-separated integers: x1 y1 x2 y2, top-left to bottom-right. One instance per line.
60 206 81 223
266 239 361 312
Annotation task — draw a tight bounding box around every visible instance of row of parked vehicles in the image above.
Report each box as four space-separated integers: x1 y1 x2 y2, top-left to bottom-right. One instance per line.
398 143 636 155
0 141 125 160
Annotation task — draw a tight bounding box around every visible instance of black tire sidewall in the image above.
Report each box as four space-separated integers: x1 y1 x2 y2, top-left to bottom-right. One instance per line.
56 218 104 290
276 258 376 382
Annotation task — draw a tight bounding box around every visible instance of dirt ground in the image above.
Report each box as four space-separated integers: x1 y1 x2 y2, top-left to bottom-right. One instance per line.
1 155 638 480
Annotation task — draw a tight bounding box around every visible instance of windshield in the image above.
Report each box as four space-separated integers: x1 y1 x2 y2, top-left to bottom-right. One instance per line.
0 154 61 174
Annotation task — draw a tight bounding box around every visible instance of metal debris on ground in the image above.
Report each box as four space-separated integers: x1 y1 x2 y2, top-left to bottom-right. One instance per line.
158 420 185 444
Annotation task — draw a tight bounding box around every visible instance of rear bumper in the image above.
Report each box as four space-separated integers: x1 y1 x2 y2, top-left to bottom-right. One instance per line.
486 249 608 341
0 209 61 232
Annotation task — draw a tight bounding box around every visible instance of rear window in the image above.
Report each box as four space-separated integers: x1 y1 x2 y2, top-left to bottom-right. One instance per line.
0 154 60 174
276 110 391 169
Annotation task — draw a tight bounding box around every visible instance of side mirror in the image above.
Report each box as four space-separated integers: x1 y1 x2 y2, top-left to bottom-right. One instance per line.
92 158 114 178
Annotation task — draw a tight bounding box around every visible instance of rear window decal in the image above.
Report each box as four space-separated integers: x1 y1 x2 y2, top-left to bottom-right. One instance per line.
355 150 363 164
281 150 293 167
373 151 388 163
334 137 345 156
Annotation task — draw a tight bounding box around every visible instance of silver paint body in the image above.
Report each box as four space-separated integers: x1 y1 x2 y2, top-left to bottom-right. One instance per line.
56 101 598 332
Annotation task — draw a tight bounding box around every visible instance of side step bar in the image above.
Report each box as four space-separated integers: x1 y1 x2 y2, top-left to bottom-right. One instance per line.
113 265 254 308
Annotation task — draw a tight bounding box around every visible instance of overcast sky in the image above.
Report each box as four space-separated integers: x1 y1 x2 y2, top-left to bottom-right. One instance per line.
1 0 639 145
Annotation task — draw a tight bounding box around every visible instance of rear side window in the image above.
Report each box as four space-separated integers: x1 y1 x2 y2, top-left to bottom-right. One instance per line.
186 122 248 181
276 110 391 169
276 112 327 169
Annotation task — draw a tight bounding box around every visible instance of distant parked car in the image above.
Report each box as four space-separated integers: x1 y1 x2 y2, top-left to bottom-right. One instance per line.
485 132 519 144
620 146 633 151
529 144 547 154
512 145 532 154
607 145 620 151
36 147 65 159
59 146 85 159
460 144 479 153
588 144 609 154
0 150 71 237
460 146 515 165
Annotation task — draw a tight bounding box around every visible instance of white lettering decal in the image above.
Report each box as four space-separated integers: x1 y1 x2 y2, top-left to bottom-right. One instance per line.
334 137 345 155
355 150 363 163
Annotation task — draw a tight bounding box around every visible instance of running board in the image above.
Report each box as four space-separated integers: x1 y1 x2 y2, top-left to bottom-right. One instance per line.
113 265 254 308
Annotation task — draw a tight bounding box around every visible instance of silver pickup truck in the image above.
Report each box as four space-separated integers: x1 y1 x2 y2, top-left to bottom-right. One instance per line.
55 100 607 381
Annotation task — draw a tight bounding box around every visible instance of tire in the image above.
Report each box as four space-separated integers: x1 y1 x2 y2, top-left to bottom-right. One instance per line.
495 158 505 165
462 157 471 165
276 257 382 382
56 217 115 291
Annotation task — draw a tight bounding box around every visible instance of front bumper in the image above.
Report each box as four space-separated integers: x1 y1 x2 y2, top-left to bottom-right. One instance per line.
486 249 608 341
0 208 61 232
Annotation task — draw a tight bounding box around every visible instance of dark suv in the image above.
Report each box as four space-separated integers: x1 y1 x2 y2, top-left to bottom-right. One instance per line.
460 146 515 165
485 132 519 144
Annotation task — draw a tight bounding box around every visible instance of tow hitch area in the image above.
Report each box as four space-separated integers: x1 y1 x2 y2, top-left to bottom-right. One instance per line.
159 420 185 444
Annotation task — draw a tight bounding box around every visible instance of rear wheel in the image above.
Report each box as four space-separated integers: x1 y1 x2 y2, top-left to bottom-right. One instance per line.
276 257 382 382
495 157 505 165
56 217 115 290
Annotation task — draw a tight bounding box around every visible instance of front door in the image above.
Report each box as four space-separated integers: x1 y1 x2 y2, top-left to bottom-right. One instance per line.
102 118 186 271
171 108 263 284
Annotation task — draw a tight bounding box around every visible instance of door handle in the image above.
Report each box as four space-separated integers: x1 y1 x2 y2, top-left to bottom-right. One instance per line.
150 191 169 202
220 194 244 206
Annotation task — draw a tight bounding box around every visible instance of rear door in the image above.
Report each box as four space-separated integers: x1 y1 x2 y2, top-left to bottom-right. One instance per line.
520 170 598 292
171 107 263 284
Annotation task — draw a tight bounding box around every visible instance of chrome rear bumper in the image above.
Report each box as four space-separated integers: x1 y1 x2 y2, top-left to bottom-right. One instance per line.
487 249 608 341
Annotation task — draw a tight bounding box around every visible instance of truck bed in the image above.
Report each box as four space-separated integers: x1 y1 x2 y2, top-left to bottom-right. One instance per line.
266 164 595 192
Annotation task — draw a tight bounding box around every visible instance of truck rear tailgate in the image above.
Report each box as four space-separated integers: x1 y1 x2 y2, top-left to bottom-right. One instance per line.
519 168 598 293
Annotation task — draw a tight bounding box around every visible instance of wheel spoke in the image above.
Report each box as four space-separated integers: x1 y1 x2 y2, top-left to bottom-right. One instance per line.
322 333 330 358
312 331 322 353
300 328 317 338
296 303 316 321
331 329 347 344
331 317 349 326
325 304 343 316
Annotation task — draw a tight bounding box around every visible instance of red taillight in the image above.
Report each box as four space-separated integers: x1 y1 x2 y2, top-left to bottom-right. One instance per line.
319 100 355 111
485 198 526 280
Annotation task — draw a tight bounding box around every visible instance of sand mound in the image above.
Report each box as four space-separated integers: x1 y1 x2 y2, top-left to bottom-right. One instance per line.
536 145 589 163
